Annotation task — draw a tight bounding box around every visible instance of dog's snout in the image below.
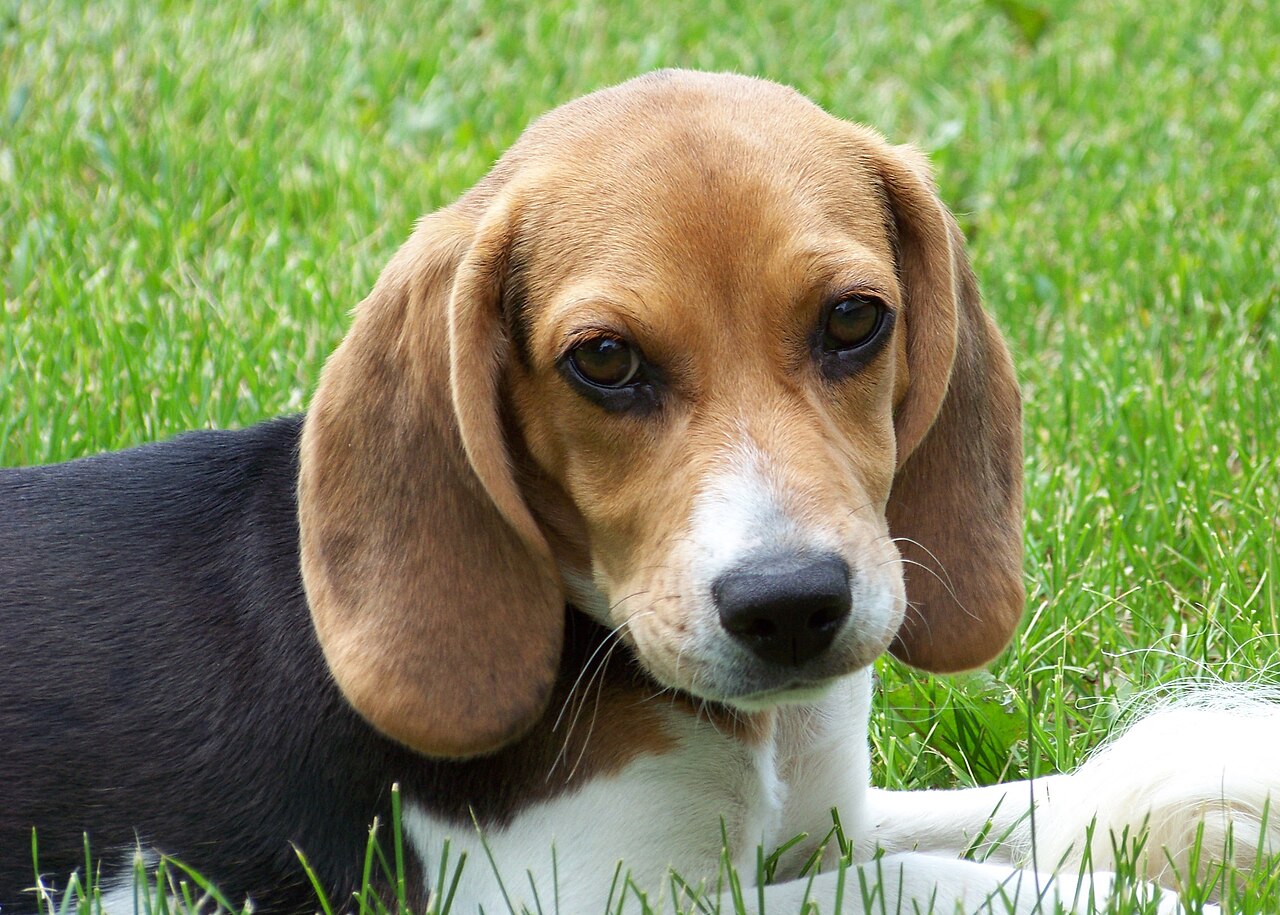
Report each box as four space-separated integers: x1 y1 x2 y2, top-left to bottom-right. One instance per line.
712 553 852 666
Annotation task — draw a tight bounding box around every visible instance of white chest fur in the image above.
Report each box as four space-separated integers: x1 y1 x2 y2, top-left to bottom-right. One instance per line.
404 670 874 912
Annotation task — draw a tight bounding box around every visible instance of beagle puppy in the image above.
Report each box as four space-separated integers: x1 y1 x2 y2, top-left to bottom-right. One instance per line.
1 70 1271 914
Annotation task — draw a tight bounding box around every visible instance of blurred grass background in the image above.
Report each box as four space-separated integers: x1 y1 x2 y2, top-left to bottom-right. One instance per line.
2 0 1279 899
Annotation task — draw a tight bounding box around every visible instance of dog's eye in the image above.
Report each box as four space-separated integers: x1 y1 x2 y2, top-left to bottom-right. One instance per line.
816 293 893 382
568 337 641 388
560 335 660 415
822 295 885 351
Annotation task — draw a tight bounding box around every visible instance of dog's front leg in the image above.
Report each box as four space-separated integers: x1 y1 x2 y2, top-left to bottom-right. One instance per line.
860 778 1069 865
713 853 1203 915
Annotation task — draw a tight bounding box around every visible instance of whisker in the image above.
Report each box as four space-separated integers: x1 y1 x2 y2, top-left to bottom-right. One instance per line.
888 536 961 596
550 606 654 779
840 499 879 521
551 612 635 767
565 634 628 782
553 610 638 732
894 598 929 639
892 556 978 622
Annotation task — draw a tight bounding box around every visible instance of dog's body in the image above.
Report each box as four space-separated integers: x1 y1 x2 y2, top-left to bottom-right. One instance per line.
0 418 985 913
2 71 1274 914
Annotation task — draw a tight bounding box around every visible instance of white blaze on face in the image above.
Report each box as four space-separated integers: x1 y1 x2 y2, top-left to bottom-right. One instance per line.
677 437 906 679
686 439 841 597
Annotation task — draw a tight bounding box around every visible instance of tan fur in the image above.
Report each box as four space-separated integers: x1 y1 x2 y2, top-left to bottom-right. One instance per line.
872 148 1026 671
299 205 564 758
297 70 1024 759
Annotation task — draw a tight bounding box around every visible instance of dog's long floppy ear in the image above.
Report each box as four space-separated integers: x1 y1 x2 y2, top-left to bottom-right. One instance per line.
298 196 564 758
870 141 1025 672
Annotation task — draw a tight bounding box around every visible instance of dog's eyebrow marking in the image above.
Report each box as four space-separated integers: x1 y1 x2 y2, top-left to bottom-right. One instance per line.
544 294 662 355
789 247 901 309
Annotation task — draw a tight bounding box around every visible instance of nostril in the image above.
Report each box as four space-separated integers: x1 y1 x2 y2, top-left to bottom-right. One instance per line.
712 552 852 666
807 603 845 632
735 616 779 641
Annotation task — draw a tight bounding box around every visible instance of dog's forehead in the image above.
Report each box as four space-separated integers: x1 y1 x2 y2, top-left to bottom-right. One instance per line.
509 72 884 218
512 70 838 162
494 74 898 321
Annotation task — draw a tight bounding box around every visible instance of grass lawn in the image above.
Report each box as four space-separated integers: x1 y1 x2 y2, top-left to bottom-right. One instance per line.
3 0 1278 911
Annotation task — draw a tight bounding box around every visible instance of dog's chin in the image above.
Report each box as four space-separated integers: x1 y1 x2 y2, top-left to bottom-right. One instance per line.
662 667 858 712
627 632 894 713
720 680 840 711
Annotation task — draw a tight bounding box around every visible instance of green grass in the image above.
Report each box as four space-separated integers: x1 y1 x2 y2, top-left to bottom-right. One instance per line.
3 0 1278 911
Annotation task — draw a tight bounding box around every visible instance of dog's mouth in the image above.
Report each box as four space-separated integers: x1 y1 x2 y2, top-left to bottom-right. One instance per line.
669 641 885 708
589 607 894 710
561 557 900 710
654 596 897 706
567 604 858 712
717 678 840 711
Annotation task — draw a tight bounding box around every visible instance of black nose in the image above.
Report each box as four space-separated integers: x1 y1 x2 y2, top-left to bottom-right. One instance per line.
712 553 852 666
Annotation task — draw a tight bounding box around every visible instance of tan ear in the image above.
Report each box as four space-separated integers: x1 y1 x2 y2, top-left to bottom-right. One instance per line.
872 143 1025 672
298 198 564 758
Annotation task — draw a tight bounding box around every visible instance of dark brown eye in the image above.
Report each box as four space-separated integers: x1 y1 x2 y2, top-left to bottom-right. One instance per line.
568 337 641 388
823 295 884 350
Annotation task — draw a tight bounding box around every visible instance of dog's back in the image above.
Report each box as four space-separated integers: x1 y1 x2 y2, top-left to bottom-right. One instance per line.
0 417 408 912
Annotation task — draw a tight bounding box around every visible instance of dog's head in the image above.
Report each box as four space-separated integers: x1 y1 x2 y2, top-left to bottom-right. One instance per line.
298 71 1023 757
